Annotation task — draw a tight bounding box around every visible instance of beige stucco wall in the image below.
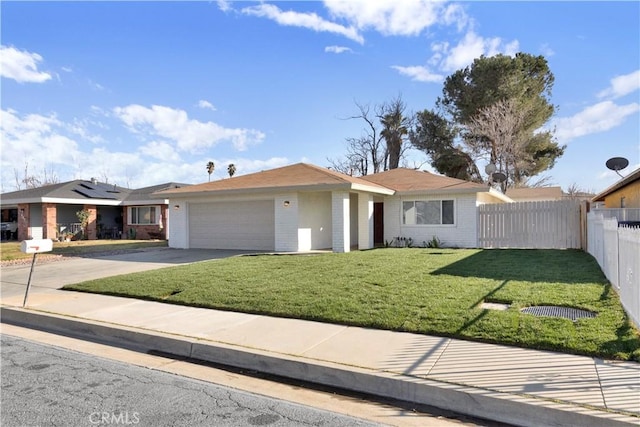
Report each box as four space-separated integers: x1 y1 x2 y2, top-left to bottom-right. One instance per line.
603 181 640 208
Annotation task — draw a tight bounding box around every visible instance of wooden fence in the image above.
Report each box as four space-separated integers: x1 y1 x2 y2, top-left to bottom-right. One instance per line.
477 200 582 249
587 213 640 328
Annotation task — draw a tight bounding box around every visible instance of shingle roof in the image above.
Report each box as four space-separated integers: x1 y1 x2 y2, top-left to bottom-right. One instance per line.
359 167 490 193
156 163 393 196
1 180 130 203
127 182 190 200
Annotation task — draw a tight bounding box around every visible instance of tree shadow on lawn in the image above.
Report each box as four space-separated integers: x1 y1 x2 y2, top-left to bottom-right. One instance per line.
431 249 607 285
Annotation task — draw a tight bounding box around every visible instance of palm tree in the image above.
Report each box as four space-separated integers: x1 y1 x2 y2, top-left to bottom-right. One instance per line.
206 161 215 182
380 97 409 170
227 163 236 178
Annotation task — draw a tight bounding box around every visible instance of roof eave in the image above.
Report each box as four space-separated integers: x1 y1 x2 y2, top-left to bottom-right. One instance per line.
350 183 395 195
158 183 356 198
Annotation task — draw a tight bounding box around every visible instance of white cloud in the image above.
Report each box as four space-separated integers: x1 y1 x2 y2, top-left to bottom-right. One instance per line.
539 43 555 57
230 157 290 177
0 107 284 190
198 100 217 111
436 31 520 72
0 109 81 188
325 45 352 54
392 29 519 82
217 0 232 13
67 117 106 144
139 141 181 162
391 65 443 83
323 0 448 37
0 45 52 83
554 101 640 142
242 3 364 44
113 104 265 152
597 70 640 99
441 3 469 32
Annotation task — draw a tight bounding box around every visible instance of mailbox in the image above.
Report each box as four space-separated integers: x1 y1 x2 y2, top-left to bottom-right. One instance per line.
20 239 53 254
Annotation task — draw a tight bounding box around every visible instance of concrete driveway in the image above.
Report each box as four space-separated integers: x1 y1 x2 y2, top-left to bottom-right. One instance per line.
0 248 255 301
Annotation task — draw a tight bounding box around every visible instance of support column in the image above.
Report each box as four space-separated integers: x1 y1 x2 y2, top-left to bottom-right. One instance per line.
17 203 29 241
358 193 374 250
42 203 57 240
84 205 98 240
331 191 350 253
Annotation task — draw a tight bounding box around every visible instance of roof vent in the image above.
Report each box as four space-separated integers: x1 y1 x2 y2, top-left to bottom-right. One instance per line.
91 177 98 185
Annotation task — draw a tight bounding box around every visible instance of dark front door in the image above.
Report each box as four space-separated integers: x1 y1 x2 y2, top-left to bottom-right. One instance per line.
373 202 384 245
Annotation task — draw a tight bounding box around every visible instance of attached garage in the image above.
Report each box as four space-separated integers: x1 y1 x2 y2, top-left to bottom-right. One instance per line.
188 200 275 250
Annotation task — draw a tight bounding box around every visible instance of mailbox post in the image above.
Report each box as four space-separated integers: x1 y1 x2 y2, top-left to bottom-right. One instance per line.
20 239 53 307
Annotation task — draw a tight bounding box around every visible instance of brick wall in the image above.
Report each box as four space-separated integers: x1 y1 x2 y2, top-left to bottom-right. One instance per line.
18 203 29 241
83 205 98 240
42 203 57 240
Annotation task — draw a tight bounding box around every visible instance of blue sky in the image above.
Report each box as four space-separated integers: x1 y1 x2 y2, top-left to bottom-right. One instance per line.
2 1 639 194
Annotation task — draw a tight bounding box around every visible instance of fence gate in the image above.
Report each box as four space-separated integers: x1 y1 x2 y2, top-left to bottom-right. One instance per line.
478 200 582 249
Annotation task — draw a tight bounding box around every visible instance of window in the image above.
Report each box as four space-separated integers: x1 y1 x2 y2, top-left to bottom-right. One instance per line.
129 206 159 225
403 200 454 225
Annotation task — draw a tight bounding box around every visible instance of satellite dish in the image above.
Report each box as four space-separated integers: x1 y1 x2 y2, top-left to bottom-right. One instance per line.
485 163 496 174
605 157 629 177
492 172 507 183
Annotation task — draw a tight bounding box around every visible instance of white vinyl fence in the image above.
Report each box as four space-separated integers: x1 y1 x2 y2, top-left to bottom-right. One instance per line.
587 212 640 328
478 200 581 249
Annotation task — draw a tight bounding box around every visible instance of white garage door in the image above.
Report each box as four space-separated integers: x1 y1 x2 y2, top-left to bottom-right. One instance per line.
189 200 275 250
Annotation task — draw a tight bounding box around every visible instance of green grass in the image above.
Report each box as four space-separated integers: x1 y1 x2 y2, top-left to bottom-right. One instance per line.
1 240 167 261
63 248 640 361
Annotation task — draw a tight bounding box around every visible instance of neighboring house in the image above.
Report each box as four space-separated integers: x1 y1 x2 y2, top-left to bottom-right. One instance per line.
505 186 564 202
591 167 640 223
0 179 188 241
156 163 511 253
591 167 640 209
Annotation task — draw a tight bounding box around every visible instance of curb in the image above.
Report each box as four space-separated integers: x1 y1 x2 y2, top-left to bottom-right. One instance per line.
2 306 638 427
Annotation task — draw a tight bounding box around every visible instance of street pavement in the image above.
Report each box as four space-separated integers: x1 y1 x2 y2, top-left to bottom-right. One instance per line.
1 247 639 427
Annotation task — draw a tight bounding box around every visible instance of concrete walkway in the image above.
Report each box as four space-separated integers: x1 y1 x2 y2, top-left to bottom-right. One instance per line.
1 248 639 427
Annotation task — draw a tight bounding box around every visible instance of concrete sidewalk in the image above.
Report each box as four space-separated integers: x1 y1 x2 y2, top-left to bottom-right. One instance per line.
1 251 639 427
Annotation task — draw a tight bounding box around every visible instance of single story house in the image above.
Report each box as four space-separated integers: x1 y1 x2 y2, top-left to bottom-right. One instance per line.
592 167 640 209
590 166 640 224
0 179 189 241
156 163 512 253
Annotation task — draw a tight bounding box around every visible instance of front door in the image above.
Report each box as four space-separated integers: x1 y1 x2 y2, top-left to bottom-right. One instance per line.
373 202 384 246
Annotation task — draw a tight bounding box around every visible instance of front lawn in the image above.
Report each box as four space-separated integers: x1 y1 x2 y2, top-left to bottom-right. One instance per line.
63 248 640 361
1 240 167 262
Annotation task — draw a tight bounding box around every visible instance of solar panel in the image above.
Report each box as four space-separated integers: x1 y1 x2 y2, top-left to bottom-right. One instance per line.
74 183 118 199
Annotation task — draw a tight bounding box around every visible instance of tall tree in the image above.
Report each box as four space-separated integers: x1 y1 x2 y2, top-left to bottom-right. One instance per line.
411 53 564 189
380 96 411 170
206 161 215 182
329 97 411 176
328 101 385 176
227 163 236 178
409 110 481 182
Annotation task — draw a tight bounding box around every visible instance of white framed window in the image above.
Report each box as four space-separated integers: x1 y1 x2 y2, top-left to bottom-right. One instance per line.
128 206 159 225
403 200 454 225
